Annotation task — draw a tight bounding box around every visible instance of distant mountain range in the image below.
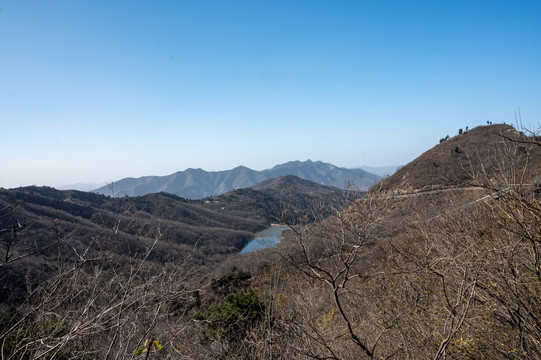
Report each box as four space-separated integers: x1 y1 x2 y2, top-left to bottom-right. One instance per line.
92 160 381 199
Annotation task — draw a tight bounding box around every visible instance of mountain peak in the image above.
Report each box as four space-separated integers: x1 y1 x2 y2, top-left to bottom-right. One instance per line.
93 160 381 198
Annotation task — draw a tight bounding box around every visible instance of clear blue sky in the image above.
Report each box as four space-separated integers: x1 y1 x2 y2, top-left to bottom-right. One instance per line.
1 1 540 188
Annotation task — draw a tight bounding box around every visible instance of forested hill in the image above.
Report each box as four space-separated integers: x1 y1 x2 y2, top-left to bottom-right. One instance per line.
1 174 344 261
3 125 541 358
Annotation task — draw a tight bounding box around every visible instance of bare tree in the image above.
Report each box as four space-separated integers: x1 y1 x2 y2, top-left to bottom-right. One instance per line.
1 211 198 359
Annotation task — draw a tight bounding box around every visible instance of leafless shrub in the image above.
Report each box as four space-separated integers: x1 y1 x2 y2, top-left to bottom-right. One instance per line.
264 124 541 359
1 212 198 359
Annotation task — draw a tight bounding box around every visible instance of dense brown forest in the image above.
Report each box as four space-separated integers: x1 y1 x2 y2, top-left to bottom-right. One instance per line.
1 124 541 359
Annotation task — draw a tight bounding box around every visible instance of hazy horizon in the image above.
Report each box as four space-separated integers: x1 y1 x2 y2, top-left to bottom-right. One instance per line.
2 1 540 188
10 159 396 190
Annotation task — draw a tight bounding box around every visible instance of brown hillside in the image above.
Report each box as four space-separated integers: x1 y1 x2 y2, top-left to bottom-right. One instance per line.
377 124 541 192
218 125 541 359
4 125 541 359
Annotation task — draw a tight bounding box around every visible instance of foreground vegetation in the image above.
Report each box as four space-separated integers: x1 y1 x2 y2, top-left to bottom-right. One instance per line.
1 124 541 359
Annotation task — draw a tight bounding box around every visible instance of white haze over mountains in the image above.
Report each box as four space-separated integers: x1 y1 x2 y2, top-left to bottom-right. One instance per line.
357 165 401 178
57 183 108 192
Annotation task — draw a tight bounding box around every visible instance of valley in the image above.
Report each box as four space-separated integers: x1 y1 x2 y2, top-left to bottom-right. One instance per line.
1 124 541 359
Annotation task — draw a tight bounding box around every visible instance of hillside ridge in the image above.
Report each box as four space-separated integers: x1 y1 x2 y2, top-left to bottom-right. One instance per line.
377 124 541 193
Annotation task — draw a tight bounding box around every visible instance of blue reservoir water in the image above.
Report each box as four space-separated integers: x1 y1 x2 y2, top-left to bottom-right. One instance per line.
241 225 289 254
